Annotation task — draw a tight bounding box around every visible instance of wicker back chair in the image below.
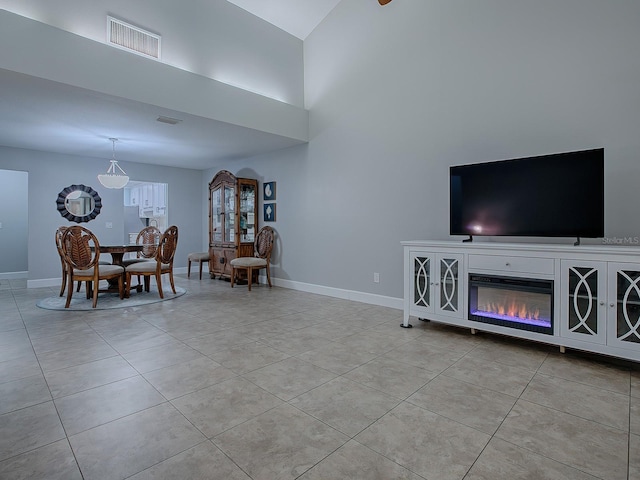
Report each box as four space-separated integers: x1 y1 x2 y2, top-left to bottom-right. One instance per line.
55 226 76 297
60 226 125 308
56 226 98 297
124 225 179 299
230 226 275 291
122 226 161 267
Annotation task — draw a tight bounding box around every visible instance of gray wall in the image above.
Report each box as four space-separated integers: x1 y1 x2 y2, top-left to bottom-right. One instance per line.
3 0 640 303
0 169 28 275
0 146 202 286
1 0 304 107
0 9 307 144
207 0 640 302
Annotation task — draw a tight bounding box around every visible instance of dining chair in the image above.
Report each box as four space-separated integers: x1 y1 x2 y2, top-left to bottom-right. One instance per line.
60 226 125 308
122 226 161 266
124 225 178 298
56 226 112 297
122 225 161 289
187 251 210 280
55 226 81 297
230 226 274 291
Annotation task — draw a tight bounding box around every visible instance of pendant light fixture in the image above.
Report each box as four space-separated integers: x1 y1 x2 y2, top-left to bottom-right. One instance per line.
98 138 129 189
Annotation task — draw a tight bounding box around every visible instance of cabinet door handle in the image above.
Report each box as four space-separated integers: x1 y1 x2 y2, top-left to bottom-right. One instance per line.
599 301 605 306
610 303 615 307
505 262 511 266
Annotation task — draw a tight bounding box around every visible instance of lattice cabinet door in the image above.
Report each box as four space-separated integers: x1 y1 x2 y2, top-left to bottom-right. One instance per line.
410 252 435 317
607 263 640 351
560 260 607 345
435 254 464 318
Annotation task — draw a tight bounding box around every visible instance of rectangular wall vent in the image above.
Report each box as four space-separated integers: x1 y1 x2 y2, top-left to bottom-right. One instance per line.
157 116 182 125
107 16 161 60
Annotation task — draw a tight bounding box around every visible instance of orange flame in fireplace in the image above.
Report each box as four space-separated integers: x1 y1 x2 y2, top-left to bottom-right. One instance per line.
481 299 540 320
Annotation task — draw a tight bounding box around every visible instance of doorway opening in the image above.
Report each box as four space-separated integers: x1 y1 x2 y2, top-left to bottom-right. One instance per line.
123 181 168 246
0 169 28 283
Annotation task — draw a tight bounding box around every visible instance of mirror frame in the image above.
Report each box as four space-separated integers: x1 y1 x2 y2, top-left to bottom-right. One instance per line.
56 184 102 223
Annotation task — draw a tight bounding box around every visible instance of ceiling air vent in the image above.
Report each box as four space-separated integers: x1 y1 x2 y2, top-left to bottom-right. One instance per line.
157 116 182 125
107 16 161 60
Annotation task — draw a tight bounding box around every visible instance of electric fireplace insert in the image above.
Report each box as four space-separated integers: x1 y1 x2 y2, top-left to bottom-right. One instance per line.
468 274 554 335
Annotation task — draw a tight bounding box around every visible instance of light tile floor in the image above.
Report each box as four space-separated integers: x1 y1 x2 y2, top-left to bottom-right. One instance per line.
0 276 639 479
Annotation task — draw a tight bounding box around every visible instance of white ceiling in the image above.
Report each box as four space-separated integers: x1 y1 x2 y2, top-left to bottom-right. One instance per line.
227 0 343 40
0 2 344 170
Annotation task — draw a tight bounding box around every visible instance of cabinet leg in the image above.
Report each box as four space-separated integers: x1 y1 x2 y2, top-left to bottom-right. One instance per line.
470 328 476 335
559 346 566 354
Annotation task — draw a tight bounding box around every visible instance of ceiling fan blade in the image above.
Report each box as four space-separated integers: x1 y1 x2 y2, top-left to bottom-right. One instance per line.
379 0 393 5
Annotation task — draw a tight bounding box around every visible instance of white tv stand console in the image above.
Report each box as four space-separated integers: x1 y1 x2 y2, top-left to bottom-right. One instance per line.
402 240 640 362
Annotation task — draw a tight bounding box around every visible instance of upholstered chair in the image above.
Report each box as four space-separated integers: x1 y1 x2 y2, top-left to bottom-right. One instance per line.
230 226 274 291
60 226 125 308
187 251 210 280
124 225 178 298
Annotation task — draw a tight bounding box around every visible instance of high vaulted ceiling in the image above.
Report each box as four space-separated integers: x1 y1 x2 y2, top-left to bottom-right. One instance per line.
227 0 343 40
0 1 351 170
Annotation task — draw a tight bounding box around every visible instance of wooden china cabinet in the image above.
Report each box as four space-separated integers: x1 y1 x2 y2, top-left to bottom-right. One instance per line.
208 170 258 280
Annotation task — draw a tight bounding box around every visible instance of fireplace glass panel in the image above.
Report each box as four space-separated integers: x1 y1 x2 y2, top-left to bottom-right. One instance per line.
469 274 553 335
475 287 551 328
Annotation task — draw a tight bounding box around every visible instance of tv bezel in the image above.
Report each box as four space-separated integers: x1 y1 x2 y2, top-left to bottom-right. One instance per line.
449 148 605 241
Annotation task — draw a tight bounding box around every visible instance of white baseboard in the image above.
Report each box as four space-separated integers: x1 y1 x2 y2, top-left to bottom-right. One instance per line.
28 277 60 288
0 271 28 280
267 277 403 310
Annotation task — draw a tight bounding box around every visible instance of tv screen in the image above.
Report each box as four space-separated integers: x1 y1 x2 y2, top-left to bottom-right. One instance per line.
449 148 604 239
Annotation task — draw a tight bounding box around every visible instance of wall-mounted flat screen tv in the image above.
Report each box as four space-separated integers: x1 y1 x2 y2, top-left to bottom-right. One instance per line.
450 148 604 240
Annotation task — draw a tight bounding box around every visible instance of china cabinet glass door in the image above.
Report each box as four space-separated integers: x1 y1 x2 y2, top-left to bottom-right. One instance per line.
212 188 222 242
239 184 256 243
224 185 235 243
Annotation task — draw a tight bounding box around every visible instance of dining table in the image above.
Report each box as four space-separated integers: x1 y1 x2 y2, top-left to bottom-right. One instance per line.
98 244 144 266
95 244 145 293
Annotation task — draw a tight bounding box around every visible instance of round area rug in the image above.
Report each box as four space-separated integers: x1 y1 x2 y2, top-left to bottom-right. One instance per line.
37 286 186 311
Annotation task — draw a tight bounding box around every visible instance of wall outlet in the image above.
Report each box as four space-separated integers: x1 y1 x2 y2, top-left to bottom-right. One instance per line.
373 272 380 283
106 222 113 229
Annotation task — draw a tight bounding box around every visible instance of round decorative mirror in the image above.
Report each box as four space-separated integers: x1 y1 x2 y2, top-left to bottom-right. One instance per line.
56 184 102 223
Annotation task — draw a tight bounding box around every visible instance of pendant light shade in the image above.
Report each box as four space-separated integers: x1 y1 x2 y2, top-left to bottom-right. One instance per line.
98 138 129 189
